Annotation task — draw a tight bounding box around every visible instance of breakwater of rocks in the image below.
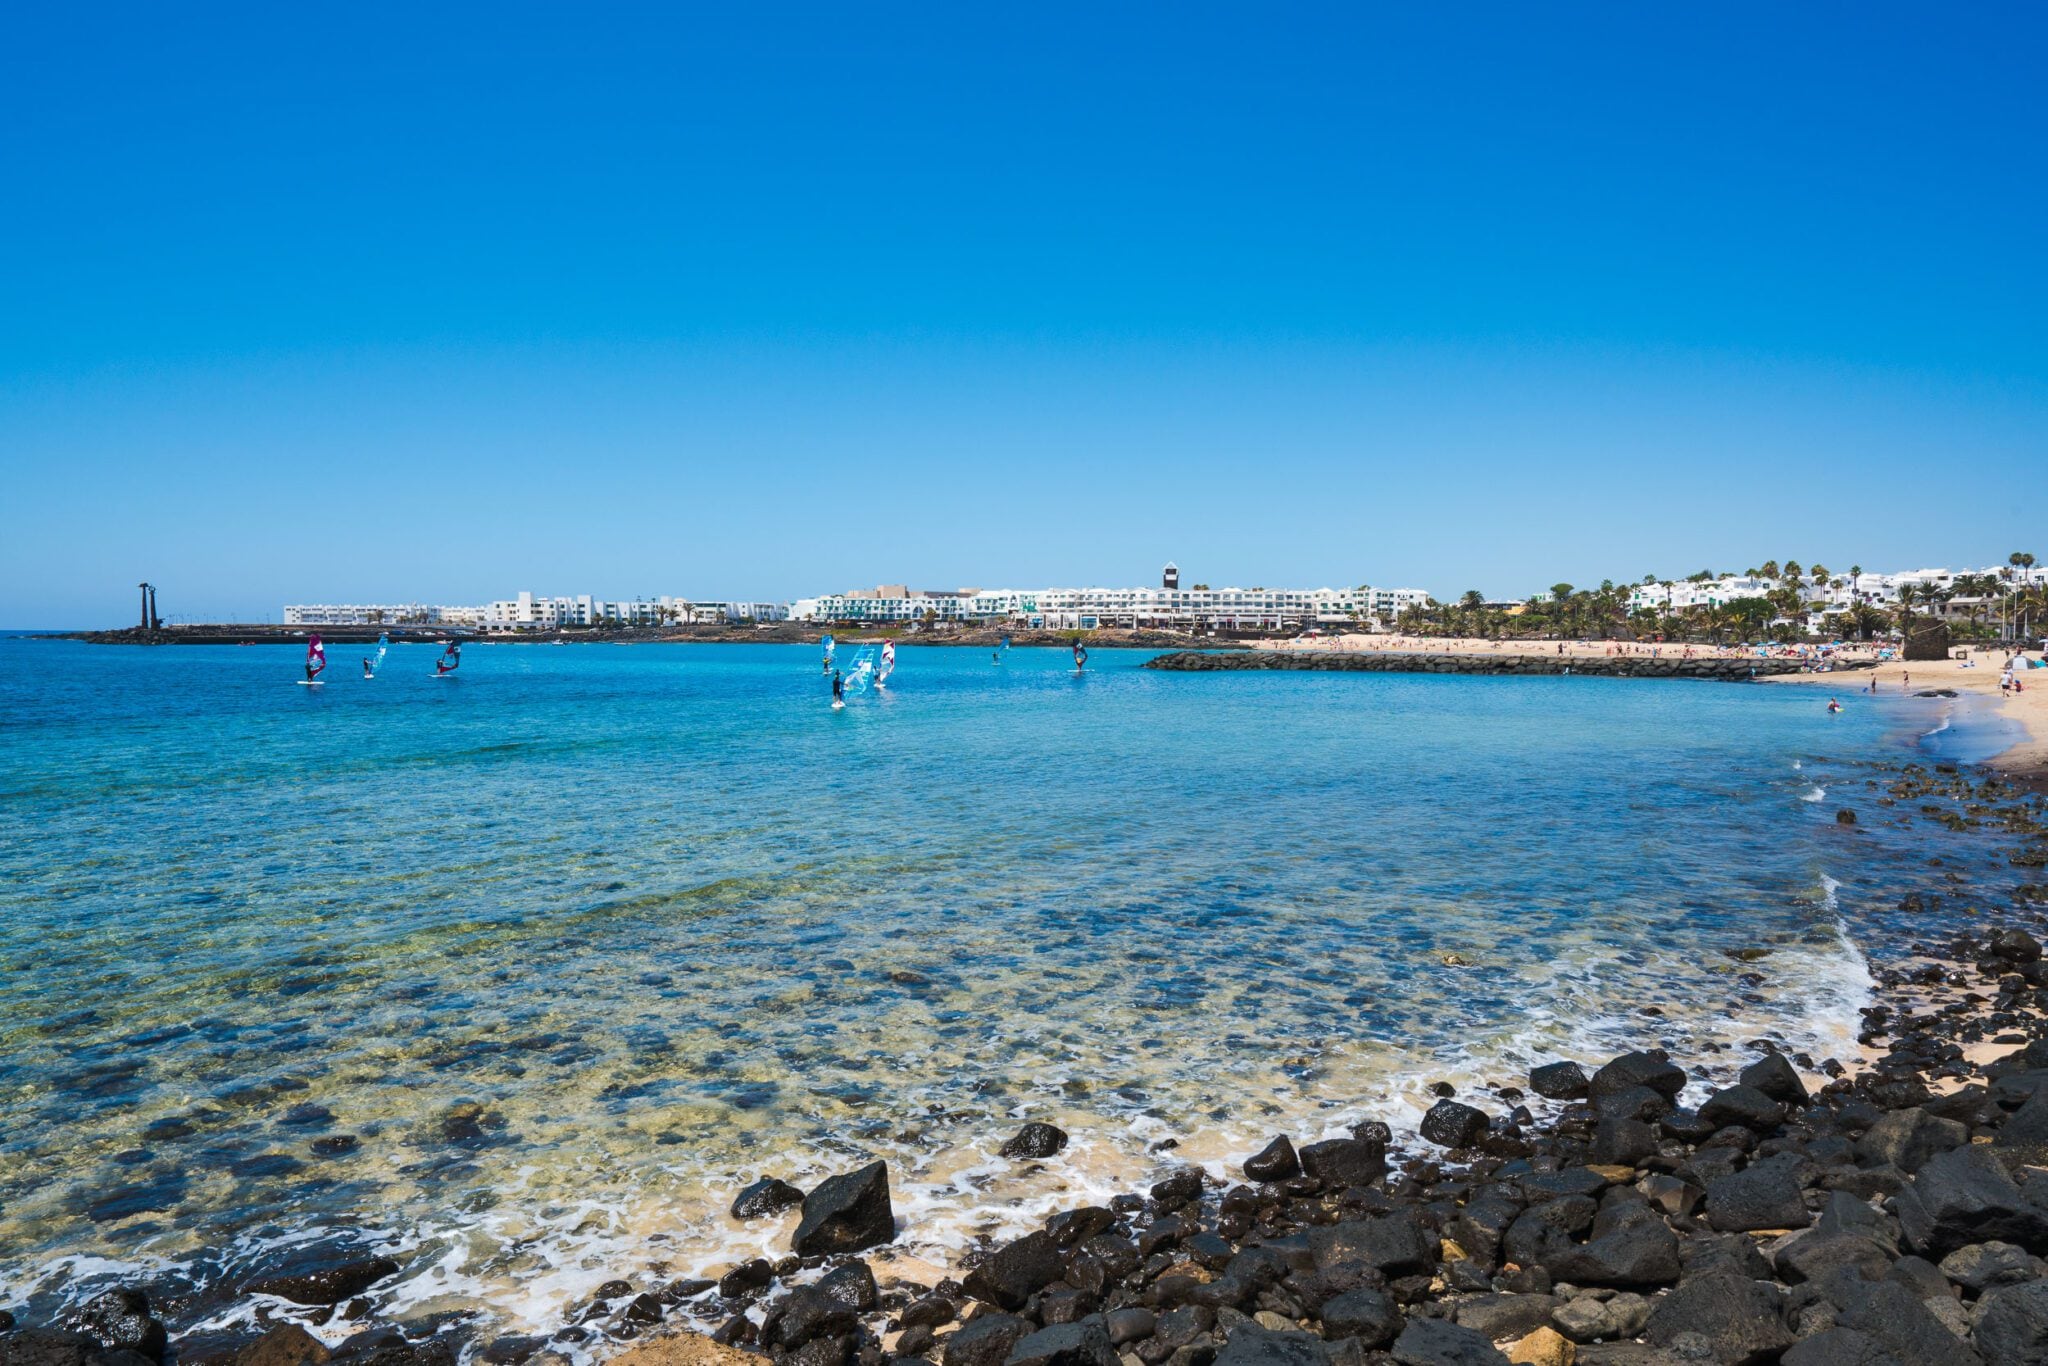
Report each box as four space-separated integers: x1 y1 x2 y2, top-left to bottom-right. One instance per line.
1143 650 1875 682
9 770 2047 1366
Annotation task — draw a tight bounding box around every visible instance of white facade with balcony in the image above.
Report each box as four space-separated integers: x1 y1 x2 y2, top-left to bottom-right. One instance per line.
789 582 1431 630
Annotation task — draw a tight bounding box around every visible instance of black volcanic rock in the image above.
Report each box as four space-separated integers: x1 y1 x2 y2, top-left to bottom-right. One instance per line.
731 1177 805 1219
963 1231 1064 1310
1002 1319 1118 1366
1704 1164 1813 1233
999 1123 1069 1160
1643 1274 1791 1365
1739 1052 1810 1106
67 1290 166 1362
1296 1137 1387 1189
1588 1051 1686 1103
244 1253 400 1307
1529 1061 1589 1101
1697 1084 1786 1132
1896 1146 2048 1258
791 1161 894 1256
1243 1136 1300 1183
941 1314 1031 1366
1419 1100 1489 1149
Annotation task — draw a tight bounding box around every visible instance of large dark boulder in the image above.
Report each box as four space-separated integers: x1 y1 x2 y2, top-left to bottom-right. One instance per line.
943 1315 1033 1366
1589 1117 1657 1167
1319 1287 1403 1347
731 1177 805 1219
1002 1320 1117 1366
1696 1085 1786 1133
767 1287 857 1349
1387 1317 1507 1365
0 1330 117 1366
1046 1207 1116 1247
1780 1329 1904 1365
1309 1212 1436 1278
1212 1324 1331 1366
68 1291 165 1361
1450 1293 1555 1343
1855 1109 1966 1174
1739 1053 1810 1106
1593 1086 1674 1124
1297 1137 1387 1189
1542 1221 1681 1288
1773 1231 1895 1286
1588 1052 1686 1104
244 1254 401 1306
234 1324 332 1366
1896 1147 2048 1258
1243 1137 1300 1183
963 1231 1065 1310
1704 1165 1812 1233
1974 1281 2048 1363
1837 1281 1981 1366
1529 1062 1589 1101
791 1161 895 1256
1938 1240 2038 1292
1419 1101 1490 1150
1643 1275 1791 1366
1150 1169 1204 1206
999 1124 1069 1160
813 1261 877 1311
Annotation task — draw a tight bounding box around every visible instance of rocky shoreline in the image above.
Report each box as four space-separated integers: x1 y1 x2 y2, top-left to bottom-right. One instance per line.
8 770 2048 1366
1142 652 1876 682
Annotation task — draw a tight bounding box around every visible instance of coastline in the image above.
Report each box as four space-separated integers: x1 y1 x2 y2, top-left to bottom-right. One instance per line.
9 651 2048 1366
24 752 2044 1366
1759 650 2048 789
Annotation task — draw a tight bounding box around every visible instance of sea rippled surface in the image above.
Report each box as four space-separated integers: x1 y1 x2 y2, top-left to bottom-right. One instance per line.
0 638 1992 1346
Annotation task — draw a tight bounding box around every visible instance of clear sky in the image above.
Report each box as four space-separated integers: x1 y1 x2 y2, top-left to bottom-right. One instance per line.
3 3 2043 626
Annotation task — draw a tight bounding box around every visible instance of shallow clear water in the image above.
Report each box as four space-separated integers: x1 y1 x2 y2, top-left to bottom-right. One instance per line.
0 638 1973 1342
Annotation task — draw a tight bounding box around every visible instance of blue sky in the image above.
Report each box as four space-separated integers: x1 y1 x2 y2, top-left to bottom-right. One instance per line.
3 4 2043 625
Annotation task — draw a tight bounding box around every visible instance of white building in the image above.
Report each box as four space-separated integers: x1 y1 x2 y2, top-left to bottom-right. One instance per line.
283 603 478 626
480 592 789 629
789 574 1431 631
1626 563 2047 628
288 593 790 630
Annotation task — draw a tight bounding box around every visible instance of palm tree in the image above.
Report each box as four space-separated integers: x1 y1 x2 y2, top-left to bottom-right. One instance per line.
1896 582 1921 640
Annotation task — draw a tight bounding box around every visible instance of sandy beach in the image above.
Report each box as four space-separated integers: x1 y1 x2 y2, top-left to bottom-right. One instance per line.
1262 633 2048 781
1760 646 2048 782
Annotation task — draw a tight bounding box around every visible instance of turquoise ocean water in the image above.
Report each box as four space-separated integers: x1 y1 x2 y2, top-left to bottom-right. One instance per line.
0 638 1994 1344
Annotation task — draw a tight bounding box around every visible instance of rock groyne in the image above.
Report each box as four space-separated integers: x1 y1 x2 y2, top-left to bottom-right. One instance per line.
1143 650 1874 681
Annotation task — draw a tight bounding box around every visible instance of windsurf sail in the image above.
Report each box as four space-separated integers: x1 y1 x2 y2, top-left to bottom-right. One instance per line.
436 640 461 674
821 632 835 671
305 634 327 680
1072 641 1088 669
843 643 878 696
877 640 896 686
367 633 389 677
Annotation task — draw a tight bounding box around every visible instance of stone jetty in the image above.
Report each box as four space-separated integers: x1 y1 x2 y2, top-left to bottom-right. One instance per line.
1143 651 1875 682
